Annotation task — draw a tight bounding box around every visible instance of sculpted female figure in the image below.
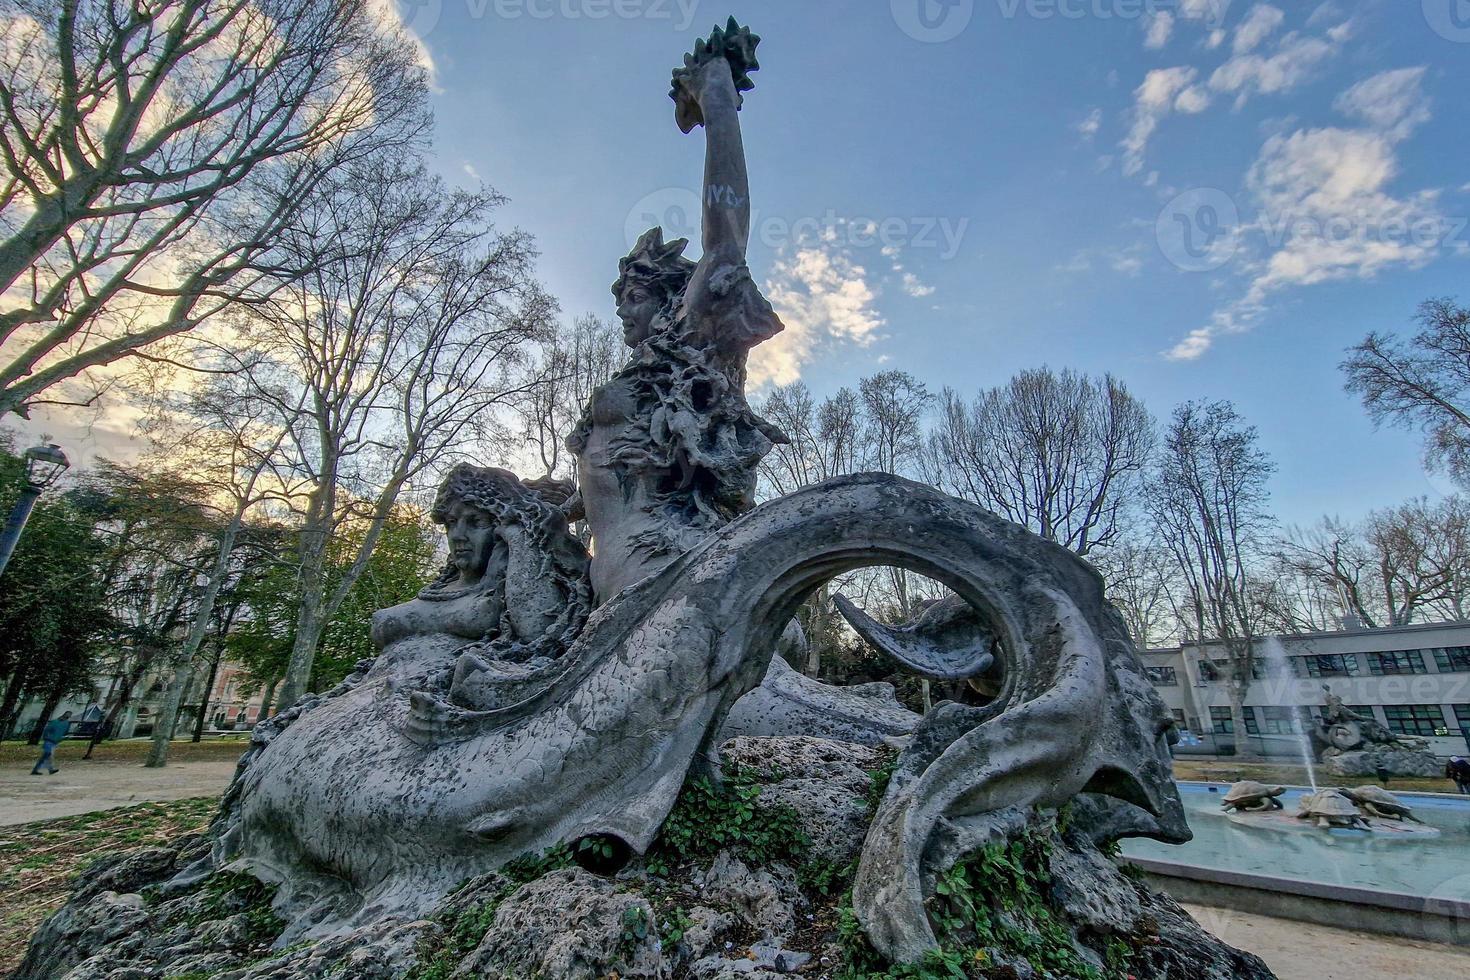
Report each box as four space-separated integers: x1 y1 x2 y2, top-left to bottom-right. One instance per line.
570 20 787 603
370 465 590 687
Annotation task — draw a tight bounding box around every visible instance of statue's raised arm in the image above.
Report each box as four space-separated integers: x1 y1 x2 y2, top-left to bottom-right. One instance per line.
667 18 780 358
671 19 758 263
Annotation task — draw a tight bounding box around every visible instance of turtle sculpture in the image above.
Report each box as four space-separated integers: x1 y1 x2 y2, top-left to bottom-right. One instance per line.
1337 786 1424 823
1220 781 1286 813
1295 789 1372 829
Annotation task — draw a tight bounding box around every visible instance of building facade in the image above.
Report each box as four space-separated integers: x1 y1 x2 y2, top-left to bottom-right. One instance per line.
11 658 271 741
1143 620 1470 758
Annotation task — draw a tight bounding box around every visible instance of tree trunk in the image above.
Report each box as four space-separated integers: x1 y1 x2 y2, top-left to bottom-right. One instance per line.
0 674 26 740
1227 681 1256 761
146 515 245 767
144 662 194 767
256 677 280 725
85 657 150 759
278 505 332 712
192 646 224 742
25 687 64 745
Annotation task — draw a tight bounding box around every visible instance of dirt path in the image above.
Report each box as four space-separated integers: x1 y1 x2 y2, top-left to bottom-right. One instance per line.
1183 903 1470 979
0 754 237 826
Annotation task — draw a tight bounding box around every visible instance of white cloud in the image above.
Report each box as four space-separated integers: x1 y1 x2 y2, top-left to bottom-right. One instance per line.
1206 29 1227 50
753 246 884 387
1145 12 1175 50
1209 32 1339 105
1232 5 1285 54
463 162 482 182
1334 67 1431 142
902 273 936 298
1076 108 1102 140
1057 245 1147 278
1122 67 1210 176
1166 122 1449 360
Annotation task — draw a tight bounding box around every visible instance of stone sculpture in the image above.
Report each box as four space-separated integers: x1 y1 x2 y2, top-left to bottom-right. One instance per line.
1315 684 1441 778
1295 789 1372 830
1220 781 1287 812
53 18 1216 970
1337 785 1425 822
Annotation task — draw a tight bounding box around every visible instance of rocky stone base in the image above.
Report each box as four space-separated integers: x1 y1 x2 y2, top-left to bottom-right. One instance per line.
16 736 1273 980
1323 748 1442 778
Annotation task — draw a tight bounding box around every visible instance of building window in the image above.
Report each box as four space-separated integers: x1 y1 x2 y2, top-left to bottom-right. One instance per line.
1146 665 1178 686
1255 706 1296 734
1171 709 1186 727
1294 654 1359 678
1210 706 1234 734
1197 661 1222 682
1434 647 1470 673
1381 705 1446 737
1366 651 1427 676
1451 705 1470 733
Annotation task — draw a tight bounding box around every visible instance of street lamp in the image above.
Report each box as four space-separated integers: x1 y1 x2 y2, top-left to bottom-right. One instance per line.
0 443 71 577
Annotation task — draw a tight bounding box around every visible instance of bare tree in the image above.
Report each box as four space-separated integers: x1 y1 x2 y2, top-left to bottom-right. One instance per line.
1343 298 1470 489
0 0 428 418
139 376 300 766
1089 537 1181 648
757 381 864 498
517 314 621 479
929 368 1153 556
1147 400 1275 751
1271 496 1470 630
235 152 555 711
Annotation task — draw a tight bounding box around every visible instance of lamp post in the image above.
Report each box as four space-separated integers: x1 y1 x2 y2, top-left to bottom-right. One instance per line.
0 443 71 577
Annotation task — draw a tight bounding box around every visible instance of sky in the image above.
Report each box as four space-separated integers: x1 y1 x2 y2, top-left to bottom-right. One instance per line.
21 0 1470 529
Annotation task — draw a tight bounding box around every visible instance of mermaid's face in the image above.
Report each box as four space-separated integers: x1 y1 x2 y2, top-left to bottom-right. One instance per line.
442 500 497 581
616 280 660 347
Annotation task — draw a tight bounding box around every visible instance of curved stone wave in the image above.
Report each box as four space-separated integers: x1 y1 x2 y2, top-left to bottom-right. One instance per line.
225 473 1187 958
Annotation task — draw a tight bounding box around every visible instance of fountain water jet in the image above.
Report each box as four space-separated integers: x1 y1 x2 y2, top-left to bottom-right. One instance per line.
1259 637 1317 790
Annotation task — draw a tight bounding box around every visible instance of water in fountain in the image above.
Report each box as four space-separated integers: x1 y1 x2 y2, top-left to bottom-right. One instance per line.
1260 636 1317 790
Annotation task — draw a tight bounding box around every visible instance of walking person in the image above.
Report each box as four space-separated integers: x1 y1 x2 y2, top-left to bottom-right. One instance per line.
1448 756 1470 795
30 711 72 776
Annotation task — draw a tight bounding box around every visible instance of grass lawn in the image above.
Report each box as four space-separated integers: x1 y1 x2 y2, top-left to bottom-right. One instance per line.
0 737 249 765
0 796 219 975
1171 757 1461 795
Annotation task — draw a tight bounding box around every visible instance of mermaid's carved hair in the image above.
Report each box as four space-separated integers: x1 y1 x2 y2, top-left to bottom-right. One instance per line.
612 227 696 306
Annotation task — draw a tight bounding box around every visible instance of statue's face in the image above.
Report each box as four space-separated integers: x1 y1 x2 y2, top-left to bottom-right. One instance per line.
616 280 660 346
442 500 497 580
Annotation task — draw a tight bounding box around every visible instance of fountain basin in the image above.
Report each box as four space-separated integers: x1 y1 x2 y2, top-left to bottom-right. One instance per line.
1121 782 1470 945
